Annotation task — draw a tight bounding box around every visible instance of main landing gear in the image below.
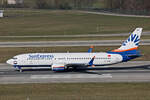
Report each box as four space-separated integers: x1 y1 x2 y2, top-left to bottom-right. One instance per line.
14 66 23 72
18 67 23 72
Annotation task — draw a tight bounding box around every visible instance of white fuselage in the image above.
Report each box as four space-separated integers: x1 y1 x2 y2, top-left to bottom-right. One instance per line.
6 28 142 72
7 52 123 66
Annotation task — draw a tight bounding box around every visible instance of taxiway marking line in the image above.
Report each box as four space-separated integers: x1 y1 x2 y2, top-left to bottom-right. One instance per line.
30 74 112 79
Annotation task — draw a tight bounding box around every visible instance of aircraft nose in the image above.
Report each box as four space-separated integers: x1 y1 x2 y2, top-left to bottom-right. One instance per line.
6 59 14 65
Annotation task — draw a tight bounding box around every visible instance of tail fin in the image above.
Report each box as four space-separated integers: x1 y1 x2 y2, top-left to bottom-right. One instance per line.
112 28 143 52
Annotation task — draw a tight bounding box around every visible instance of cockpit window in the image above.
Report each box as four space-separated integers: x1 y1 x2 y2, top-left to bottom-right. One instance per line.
12 57 17 60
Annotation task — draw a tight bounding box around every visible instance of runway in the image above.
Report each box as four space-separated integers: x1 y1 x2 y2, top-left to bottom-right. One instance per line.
0 61 150 84
0 40 150 47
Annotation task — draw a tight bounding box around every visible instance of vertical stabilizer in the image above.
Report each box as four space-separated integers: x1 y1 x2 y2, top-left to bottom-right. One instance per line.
112 28 143 52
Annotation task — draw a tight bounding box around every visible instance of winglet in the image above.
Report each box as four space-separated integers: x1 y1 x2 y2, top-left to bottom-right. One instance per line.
88 46 94 53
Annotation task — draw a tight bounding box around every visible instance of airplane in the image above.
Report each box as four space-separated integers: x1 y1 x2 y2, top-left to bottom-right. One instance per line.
6 28 143 72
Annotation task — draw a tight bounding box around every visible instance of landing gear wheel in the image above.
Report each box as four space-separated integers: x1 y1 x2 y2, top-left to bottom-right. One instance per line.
64 66 69 71
19 69 22 72
18 67 23 72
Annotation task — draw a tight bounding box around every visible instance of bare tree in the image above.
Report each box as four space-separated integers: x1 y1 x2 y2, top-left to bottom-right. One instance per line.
35 0 48 9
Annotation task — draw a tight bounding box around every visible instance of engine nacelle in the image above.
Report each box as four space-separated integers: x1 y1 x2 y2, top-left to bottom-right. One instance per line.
51 64 66 71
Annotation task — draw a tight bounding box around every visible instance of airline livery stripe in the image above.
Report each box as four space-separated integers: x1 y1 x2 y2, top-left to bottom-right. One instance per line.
53 66 64 68
112 47 138 52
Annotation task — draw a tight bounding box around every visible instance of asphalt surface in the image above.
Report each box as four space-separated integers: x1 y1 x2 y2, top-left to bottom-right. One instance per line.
0 31 150 38
0 40 150 47
79 11 150 18
0 61 150 84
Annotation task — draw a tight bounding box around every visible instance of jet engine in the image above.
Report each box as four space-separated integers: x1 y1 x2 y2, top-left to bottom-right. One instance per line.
51 64 66 71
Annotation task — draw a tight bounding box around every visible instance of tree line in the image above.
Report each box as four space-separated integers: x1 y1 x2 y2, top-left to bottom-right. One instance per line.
35 0 96 9
0 0 150 11
0 0 97 9
105 0 150 11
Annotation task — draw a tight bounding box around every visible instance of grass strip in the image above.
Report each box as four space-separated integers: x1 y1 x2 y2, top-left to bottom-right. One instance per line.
0 83 150 100
0 9 150 36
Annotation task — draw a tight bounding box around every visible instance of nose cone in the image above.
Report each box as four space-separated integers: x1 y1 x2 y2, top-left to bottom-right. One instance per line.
6 59 14 65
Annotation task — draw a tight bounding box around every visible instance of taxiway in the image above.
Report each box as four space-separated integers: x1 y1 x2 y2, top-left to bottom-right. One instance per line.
0 40 150 47
0 61 150 84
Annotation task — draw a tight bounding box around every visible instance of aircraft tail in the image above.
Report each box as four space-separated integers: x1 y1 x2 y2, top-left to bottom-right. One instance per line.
112 28 143 52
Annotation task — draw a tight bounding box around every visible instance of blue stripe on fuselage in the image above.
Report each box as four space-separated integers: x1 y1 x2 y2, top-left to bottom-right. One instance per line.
107 50 141 62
